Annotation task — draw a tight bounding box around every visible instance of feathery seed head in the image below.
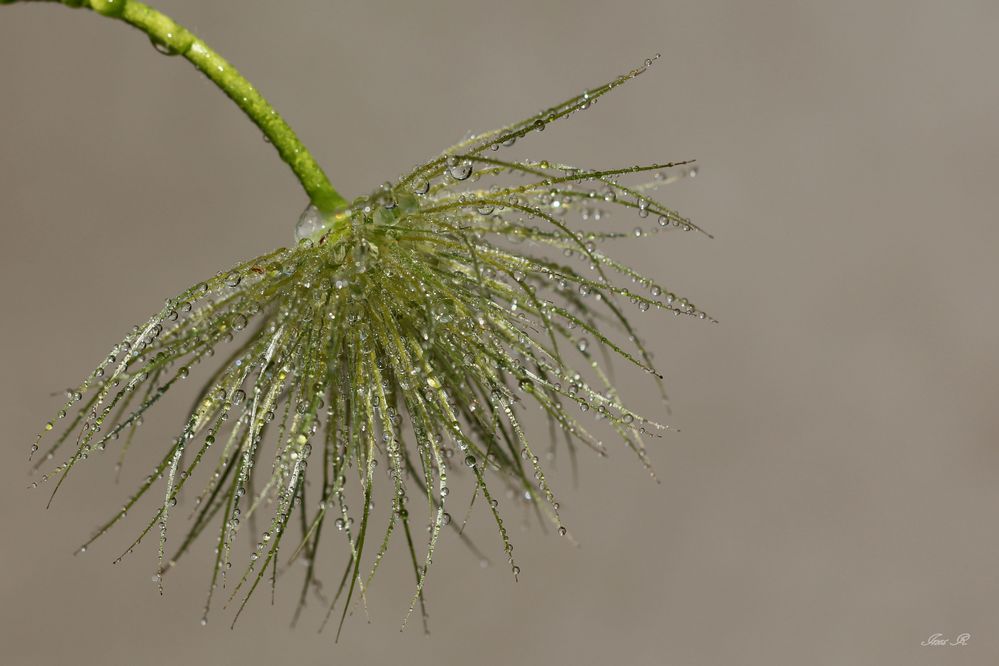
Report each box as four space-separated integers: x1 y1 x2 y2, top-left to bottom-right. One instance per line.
30 54 710 633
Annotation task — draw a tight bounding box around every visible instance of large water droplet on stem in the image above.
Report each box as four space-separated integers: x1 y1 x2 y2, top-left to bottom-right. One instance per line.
294 204 331 243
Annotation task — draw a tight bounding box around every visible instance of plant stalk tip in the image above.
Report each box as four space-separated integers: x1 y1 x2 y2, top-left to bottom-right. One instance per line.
3 0 347 213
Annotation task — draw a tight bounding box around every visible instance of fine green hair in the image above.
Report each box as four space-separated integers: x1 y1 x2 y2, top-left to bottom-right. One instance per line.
21 16 709 635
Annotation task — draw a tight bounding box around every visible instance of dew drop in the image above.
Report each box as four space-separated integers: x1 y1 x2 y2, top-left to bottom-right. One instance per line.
449 161 473 181
412 178 430 195
149 35 179 56
294 203 330 242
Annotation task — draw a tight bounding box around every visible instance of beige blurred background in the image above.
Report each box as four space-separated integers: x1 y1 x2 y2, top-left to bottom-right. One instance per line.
2 1 998 664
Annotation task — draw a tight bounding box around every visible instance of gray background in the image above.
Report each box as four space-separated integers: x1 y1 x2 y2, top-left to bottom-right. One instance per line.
2 1 998 664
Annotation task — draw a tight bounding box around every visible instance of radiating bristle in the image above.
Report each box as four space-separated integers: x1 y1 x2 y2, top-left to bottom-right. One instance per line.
30 54 710 633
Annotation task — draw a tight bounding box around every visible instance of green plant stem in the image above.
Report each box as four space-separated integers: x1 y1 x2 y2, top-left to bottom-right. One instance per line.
4 0 347 214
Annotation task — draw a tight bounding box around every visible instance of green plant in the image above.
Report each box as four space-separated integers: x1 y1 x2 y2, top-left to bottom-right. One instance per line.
11 0 710 636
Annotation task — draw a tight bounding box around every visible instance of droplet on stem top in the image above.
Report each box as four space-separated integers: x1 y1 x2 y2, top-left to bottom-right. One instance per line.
294 203 330 242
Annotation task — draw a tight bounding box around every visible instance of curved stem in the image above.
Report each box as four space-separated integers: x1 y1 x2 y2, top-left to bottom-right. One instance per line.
4 0 348 214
